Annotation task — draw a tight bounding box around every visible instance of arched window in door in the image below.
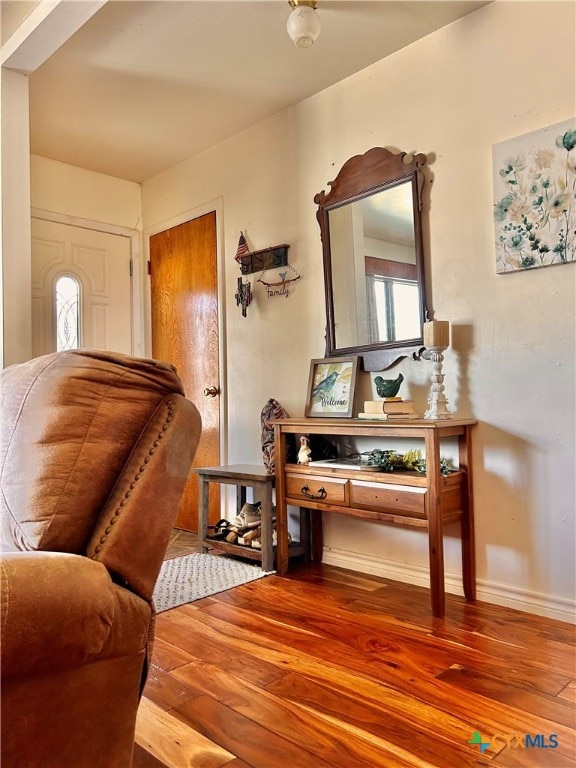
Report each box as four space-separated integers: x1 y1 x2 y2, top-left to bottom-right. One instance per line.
55 274 81 351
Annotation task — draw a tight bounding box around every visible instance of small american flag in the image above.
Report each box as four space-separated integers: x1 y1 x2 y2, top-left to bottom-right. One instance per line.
234 232 249 264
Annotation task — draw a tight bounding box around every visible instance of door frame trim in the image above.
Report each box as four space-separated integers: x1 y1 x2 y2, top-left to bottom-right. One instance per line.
31 208 143 356
144 198 227 464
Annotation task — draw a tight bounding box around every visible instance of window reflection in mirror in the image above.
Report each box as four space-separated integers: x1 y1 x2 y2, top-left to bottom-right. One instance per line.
328 180 422 350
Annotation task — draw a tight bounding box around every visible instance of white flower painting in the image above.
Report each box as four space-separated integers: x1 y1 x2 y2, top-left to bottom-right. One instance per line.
493 118 576 273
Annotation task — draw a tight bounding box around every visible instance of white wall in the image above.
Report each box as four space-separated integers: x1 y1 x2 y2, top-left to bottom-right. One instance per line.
1 68 31 366
30 155 141 229
142 1 575 622
1 2 41 45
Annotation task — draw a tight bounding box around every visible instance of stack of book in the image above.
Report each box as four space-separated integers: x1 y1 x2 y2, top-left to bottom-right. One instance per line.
357 398 420 420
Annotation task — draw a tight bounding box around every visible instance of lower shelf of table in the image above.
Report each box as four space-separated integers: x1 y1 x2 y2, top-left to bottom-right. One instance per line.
202 538 307 563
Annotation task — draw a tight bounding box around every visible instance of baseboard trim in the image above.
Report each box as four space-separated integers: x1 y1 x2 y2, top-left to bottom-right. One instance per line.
321 547 576 624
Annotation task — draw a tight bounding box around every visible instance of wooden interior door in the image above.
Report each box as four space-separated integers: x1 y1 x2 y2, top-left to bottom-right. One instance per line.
150 212 220 531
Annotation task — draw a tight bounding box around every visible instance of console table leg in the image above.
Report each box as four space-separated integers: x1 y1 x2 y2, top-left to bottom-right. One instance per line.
274 425 289 575
460 429 476 600
259 481 274 572
299 508 311 562
276 500 289 575
461 520 476 601
428 527 445 618
426 433 445 618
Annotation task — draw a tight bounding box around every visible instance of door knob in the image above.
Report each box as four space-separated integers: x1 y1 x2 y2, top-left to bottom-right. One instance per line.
203 386 219 397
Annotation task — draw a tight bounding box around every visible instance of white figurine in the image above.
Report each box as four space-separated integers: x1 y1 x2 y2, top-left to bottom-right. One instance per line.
297 435 312 465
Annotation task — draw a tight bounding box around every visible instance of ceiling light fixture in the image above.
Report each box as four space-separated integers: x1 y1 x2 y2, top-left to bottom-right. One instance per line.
287 0 321 49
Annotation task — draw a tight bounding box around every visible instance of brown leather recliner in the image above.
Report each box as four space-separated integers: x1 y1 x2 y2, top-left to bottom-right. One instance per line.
0 350 201 768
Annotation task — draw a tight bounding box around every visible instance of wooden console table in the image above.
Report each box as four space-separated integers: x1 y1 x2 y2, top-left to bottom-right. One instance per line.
273 418 476 617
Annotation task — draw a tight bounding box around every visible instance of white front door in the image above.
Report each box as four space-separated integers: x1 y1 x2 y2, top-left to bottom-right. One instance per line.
31 218 133 357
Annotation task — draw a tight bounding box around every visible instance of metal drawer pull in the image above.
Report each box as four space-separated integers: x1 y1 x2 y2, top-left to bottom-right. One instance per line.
301 485 327 500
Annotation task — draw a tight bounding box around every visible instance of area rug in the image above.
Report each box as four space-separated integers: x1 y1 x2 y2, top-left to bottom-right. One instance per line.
153 553 274 613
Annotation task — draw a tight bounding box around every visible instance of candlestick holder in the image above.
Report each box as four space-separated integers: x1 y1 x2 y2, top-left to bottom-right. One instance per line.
423 345 453 420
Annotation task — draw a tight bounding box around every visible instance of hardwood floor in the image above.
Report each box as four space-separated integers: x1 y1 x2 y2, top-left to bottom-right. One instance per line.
163 528 199 560
135 534 575 768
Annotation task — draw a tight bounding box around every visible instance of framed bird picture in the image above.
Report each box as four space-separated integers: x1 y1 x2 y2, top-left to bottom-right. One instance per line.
305 357 359 418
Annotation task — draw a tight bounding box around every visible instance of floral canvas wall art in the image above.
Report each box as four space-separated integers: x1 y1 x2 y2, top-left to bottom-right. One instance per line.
493 118 576 273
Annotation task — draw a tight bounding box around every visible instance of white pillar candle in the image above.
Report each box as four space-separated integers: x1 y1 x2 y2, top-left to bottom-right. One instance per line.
423 320 450 348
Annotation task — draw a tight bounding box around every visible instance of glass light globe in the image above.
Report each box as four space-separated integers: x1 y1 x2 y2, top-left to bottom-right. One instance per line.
286 5 321 48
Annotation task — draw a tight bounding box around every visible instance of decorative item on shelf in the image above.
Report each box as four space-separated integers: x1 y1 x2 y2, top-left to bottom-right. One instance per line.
297 435 312 464
360 373 419 420
350 448 455 477
257 263 301 299
305 356 358 418
423 320 453 420
374 373 404 398
308 456 383 471
358 398 419 420
238 244 289 275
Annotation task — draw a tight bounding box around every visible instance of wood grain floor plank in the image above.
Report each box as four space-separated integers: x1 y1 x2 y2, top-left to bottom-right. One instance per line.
492 743 576 767
301 566 391 592
174 584 576 760
436 664 576 728
134 557 575 768
160 601 537 754
171 658 440 768
539 624 576 645
135 698 236 768
143 665 205 712
172 694 337 768
269 573 576 681
210 576 574 698
194 601 564 728
156 610 287 687
558 680 576 703
305 566 573 649
151 636 197 673
264 669 481 767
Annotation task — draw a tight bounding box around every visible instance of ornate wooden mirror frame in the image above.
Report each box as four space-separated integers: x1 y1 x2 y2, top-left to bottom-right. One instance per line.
315 146 429 371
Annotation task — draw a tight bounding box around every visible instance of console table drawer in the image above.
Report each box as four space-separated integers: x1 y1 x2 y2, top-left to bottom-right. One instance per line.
350 480 427 519
286 473 348 505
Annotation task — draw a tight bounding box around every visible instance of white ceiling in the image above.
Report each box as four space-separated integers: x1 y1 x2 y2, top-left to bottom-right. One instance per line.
24 0 489 183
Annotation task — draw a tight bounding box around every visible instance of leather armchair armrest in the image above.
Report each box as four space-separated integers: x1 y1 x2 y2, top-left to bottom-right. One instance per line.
1 551 148 677
87 394 201 601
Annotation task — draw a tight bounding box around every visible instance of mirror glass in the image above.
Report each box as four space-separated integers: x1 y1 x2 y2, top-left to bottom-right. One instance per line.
328 180 421 349
315 147 428 370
